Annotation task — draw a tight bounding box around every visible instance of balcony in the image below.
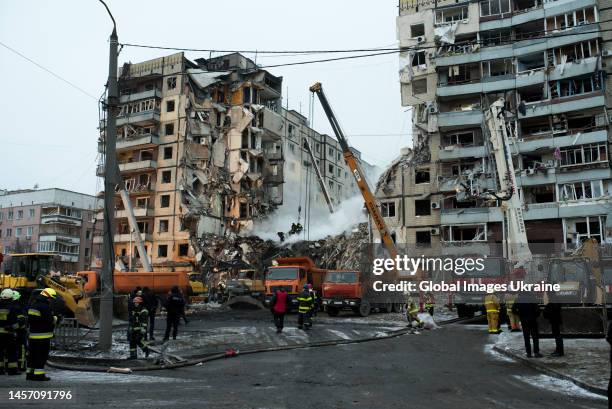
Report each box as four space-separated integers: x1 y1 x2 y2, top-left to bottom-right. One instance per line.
435 24 600 67
523 202 560 220
113 233 153 243
438 145 486 160
518 93 605 119
116 134 159 152
438 110 483 129
115 207 154 219
513 129 607 153
118 160 157 174
40 214 82 227
559 199 611 218
440 242 492 256
119 89 162 104
38 234 81 245
100 109 160 128
440 207 493 224
261 108 284 141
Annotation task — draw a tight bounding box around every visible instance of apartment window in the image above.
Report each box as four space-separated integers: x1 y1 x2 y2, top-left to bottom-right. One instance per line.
315 143 320 153
166 100 175 112
328 180 334 189
164 146 173 160
443 131 475 147
560 143 607 167
416 231 432 248
17 210 23 220
415 169 430 184
411 24 425 38
159 219 169 233
178 243 189 257
328 164 334 174
444 224 487 242
26 226 33 237
28 208 35 218
381 202 396 218
161 170 172 183
0 230 2 238
289 143 295 153
0 212 3 221
136 197 149 209
86 230 91 239
15 227 22 237
561 180 604 201
6 228 12 237
167 76 177 89
329 147 334 156
435 6 468 24
415 199 431 216
158 245 168 258
337 168 341 177
85 248 90 257
412 51 426 67
243 87 251 104
160 195 170 208
288 124 295 138
239 203 248 218
568 216 605 244
412 79 427 95
480 0 510 17
482 59 513 77
165 123 175 136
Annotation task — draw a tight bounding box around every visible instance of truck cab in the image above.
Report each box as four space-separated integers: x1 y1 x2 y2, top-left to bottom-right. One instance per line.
322 271 361 315
265 265 307 308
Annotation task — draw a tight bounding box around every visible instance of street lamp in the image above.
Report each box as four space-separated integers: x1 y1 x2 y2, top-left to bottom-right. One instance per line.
98 0 119 351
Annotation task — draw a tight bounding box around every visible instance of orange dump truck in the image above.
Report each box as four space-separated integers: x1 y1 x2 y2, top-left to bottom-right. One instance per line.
76 270 191 297
264 257 327 311
322 270 404 317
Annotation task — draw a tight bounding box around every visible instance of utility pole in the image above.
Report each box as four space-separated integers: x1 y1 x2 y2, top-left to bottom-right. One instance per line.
98 0 119 351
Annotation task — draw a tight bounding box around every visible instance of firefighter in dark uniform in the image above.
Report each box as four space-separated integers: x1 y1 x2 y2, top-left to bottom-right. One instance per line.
0 289 19 375
297 284 314 330
128 296 150 359
26 288 58 381
10 290 27 372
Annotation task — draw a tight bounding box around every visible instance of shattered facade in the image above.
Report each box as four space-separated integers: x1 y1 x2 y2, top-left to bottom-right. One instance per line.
377 0 612 254
96 52 374 271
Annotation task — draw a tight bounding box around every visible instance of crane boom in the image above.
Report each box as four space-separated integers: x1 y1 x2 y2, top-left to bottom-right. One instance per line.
309 82 398 260
484 98 531 265
303 137 334 214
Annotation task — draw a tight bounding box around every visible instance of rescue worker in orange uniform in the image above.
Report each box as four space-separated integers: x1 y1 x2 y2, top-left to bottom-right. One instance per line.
484 291 501 334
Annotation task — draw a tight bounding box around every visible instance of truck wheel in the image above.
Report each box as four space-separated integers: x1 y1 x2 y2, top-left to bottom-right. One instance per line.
456 304 474 318
357 301 371 317
381 303 393 313
327 307 339 317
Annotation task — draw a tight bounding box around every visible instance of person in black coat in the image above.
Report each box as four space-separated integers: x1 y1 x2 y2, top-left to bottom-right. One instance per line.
141 287 158 341
512 291 542 358
543 292 564 357
163 286 185 341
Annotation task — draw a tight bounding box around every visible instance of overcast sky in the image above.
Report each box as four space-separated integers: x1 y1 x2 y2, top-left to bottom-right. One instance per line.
0 0 411 195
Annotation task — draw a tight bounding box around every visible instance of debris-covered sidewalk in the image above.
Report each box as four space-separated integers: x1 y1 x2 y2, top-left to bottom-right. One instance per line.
493 330 609 395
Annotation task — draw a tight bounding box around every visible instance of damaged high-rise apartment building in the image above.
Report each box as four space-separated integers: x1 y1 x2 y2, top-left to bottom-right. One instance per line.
376 0 612 255
96 52 373 271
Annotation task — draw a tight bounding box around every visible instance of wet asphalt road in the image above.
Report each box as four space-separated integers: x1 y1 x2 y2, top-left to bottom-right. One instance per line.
0 320 606 409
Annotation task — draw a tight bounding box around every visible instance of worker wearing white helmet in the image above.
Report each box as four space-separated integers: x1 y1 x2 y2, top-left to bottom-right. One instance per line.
0 288 19 375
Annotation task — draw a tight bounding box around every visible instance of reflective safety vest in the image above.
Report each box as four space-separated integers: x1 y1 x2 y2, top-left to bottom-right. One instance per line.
484 294 500 313
0 299 17 334
129 308 149 333
296 290 313 314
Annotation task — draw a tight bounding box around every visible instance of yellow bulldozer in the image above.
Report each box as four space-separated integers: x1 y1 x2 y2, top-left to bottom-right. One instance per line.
0 253 96 327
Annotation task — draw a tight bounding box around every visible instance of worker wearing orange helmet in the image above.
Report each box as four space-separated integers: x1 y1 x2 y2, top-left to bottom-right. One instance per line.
128 296 150 359
26 288 58 381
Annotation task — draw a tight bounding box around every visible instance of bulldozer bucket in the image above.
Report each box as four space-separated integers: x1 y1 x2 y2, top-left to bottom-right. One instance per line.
538 306 607 337
74 298 97 328
226 295 265 310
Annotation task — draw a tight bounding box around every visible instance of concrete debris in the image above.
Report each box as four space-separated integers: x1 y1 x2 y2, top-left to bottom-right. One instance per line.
376 134 430 195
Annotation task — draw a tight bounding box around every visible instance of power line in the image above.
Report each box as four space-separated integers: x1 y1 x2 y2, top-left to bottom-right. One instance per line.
0 41 99 101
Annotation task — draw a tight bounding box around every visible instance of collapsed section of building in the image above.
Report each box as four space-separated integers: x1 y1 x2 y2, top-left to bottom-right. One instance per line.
95 52 376 272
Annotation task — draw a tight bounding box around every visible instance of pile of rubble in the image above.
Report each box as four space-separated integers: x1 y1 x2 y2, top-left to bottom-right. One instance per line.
194 222 370 275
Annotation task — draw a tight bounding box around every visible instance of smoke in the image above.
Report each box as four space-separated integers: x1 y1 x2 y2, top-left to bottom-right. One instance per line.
250 192 367 243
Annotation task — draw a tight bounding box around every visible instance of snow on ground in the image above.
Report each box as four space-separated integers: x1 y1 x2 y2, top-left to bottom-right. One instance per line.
495 329 610 391
48 370 198 384
326 329 353 340
513 374 606 401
